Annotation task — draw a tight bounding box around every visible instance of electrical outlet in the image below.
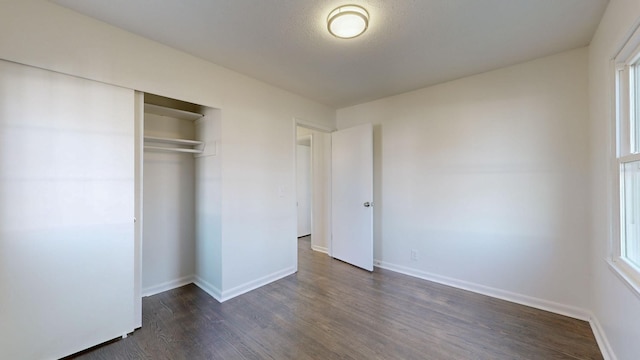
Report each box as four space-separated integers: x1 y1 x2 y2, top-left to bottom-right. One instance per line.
410 249 419 261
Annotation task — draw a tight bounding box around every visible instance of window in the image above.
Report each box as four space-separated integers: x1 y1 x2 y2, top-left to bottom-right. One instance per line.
613 28 640 294
622 161 640 267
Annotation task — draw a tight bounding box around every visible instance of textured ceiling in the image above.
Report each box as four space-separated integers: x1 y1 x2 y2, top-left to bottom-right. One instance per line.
53 0 608 108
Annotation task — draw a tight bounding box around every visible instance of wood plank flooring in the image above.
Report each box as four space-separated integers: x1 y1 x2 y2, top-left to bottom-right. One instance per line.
67 236 602 359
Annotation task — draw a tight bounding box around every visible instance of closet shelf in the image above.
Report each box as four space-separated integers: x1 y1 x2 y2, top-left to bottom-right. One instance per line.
144 103 203 121
144 136 205 154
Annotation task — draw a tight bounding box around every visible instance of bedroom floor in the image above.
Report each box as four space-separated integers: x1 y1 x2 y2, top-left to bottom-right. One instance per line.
67 236 602 359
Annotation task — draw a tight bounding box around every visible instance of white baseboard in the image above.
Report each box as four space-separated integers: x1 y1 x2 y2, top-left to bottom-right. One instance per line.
219 266 296 302
373 260 591 321
145 267 296 303
375 260 619 357
193 276 222 302
588 314 617 360
311 245 329 254
142 275 195 297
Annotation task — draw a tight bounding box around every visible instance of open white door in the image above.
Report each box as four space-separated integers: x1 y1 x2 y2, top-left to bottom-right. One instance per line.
331 123 373 271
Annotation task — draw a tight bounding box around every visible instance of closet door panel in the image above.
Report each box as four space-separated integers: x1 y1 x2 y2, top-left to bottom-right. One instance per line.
0 60 135 359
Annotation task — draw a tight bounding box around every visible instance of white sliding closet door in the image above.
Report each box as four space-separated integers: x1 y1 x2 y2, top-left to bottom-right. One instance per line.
0 61 135 359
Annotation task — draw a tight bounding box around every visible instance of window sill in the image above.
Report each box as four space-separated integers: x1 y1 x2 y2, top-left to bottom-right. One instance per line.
607 258 640 301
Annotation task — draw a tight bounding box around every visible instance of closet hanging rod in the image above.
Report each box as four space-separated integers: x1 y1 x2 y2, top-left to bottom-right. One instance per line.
144 103 203 121
144 145 204 154
144 135 204 146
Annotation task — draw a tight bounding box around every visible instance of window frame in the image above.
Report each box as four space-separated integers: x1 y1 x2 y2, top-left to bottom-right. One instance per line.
610 24 640 298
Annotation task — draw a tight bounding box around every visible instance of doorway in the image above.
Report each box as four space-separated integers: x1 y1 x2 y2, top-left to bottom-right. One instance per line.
297 134 312 238
295 121 375 272
295 124 331 256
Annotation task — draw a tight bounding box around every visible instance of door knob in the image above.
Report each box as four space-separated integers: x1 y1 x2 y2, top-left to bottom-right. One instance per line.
364 202 371 207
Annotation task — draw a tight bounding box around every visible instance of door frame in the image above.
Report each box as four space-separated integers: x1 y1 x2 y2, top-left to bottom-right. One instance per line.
292 118 335 271
133 91 144 329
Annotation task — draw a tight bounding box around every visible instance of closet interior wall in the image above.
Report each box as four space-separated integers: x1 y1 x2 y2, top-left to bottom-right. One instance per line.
140 93 221 297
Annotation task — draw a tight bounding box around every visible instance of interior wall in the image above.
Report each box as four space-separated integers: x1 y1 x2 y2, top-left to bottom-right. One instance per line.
337 48 591 316
0 0 335 299
195 107 223 296
315 132 331 254
588 0 640 358
142 112 196 294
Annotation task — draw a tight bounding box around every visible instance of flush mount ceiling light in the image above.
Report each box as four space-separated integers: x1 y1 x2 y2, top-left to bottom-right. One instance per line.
327 5 369 39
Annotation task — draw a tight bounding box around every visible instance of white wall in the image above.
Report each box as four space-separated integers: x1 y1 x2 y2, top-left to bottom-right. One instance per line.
589 1 640 359
195 108 223 297
0 1 335 300
142 113 196 294
337 48 591 317
314 132 332 253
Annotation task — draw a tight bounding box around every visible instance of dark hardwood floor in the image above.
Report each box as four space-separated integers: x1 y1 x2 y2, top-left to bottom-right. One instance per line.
68 236 603 359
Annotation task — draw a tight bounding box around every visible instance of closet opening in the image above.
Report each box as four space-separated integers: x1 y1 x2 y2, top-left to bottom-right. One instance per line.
135 93 222 325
